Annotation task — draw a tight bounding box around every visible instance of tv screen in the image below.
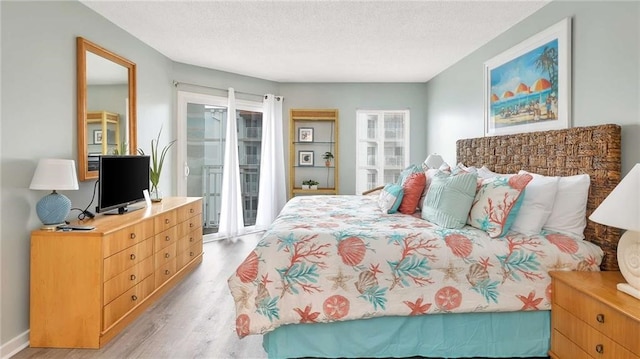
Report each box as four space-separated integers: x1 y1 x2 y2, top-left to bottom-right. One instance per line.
98 155 150 214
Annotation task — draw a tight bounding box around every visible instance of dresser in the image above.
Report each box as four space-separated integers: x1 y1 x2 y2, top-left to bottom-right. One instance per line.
550 271 640 359
30 197 203 348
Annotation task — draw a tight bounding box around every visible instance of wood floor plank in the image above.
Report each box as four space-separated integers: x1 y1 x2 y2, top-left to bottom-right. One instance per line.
14 234 267 359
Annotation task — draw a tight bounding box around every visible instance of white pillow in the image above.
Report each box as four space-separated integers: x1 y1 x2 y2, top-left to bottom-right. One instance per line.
511 171 560 236
543 174 591 239
477 166 510 179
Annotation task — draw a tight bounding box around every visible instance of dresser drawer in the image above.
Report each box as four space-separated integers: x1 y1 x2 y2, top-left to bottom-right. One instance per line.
554 305 639 359
103 256 154 305
177 240 202 269
177 229 202 254
154 210 178 233
154 226 178 252
178 214 202 238
103 274 154 330
555 280 640 355
103 238 153 281
155 258 177 288
154 242 177 269
177 200 202 222
550 329 591 359
103 219 153 258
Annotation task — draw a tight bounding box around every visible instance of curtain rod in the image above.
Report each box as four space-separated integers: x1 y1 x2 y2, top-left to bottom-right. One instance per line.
173 80 279 100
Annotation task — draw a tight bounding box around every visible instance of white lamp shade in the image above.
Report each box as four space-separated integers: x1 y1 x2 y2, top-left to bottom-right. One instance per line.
30 159 79 191
589 163 640 231
424 154 444 169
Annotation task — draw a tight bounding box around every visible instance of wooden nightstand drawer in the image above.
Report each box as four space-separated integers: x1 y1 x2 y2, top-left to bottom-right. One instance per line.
155 258 177 288
103 256 154 305
554 278 640 355
178 214 202 237
103 274 154 331
154 210 178 232
554 305 638 358
154 241 177 269
550 329 591 359
177 201 202 222
154 226 178 251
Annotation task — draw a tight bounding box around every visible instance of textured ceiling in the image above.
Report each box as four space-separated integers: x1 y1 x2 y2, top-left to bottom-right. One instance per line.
81 0 550 83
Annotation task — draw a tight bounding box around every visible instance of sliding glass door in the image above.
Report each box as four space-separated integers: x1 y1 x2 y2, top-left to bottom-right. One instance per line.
177 91 263 238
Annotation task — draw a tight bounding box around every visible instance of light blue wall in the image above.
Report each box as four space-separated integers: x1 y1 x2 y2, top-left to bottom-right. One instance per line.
280 83 428 194
425 1 640 174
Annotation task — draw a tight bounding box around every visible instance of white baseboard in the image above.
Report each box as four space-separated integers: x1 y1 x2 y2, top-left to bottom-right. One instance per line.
1 330 29 359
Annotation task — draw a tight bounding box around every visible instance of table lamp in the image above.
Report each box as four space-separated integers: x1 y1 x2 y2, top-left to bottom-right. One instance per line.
29 159 79 230
589 163 640 299
424 153 444 169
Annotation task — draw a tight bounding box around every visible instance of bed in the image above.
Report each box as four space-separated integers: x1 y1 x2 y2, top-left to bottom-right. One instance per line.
228 124 622 359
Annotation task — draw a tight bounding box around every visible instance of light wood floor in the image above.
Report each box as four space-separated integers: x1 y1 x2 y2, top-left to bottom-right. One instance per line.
13 234 267 359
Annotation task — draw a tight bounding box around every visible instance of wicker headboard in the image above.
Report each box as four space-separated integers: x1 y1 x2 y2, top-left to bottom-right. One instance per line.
456 124 622 271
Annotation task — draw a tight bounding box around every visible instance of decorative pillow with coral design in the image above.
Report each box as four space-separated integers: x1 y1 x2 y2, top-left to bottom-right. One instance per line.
467 173 533 238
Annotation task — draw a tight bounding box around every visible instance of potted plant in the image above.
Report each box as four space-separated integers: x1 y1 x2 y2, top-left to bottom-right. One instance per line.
322 151 334 167
138 126 176 202
302 179 319 190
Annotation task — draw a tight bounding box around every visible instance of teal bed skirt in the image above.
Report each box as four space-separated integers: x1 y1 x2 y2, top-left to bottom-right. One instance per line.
263 311 550 359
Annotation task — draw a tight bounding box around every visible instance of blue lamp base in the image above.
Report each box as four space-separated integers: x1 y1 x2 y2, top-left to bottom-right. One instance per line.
36 190 71 229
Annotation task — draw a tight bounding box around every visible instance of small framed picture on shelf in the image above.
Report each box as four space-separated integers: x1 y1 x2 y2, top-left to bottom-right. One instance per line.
93 130 103 145
298 127 314 142
298 151 314 166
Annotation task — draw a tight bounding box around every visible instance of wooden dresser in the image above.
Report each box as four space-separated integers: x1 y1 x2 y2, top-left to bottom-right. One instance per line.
550 271 640 359
30 197 203 348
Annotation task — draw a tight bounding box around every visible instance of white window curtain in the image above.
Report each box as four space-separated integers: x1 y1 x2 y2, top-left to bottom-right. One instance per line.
255 94 286 229
218 88 245 237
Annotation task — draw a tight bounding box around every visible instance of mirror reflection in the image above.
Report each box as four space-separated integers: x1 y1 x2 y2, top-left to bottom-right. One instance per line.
77 37 137 181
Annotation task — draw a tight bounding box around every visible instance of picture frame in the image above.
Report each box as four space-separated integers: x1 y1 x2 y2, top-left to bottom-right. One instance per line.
298 127 314 142
298 151 314 166
93 130 103 144
484 17 571 136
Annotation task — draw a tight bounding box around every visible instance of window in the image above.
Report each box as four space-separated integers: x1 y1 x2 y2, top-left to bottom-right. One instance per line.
356 110 410 194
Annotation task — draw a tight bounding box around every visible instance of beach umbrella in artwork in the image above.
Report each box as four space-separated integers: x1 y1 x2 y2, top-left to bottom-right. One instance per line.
515 83 530 94
491 93 499 102
502 91 514 99
531 78 551 92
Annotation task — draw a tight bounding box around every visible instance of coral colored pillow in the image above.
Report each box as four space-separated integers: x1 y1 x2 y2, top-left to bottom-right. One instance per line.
467 173 533 238
398 172 426 214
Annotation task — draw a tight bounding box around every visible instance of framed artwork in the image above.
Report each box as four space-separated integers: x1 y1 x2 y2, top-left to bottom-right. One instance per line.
484 17 571 136
298 151 314 166
298 127 314 142
93 130 103 144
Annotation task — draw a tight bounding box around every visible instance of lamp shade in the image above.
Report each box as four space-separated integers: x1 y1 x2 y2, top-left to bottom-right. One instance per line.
29 159 79 227
589 163 640 231
424 154 444 169
30 159 79 191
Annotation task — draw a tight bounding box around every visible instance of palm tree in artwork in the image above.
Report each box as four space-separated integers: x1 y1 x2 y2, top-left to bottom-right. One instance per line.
534 46 558 93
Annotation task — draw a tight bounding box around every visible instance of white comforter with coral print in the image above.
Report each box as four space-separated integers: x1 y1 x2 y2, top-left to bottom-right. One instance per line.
228 195 603 337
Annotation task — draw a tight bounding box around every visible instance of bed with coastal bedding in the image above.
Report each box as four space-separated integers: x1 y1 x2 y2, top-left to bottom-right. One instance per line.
228 124 622 359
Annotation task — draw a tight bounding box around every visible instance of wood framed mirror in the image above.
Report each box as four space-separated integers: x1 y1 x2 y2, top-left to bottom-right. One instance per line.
77 37 137 181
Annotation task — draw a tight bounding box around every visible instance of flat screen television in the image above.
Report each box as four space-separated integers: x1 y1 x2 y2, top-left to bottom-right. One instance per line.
97 155 150 214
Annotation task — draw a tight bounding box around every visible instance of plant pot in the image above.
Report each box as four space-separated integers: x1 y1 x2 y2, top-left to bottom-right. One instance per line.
150 189 163 202
301 185 310 190
325 160 331 167
310 185 318 190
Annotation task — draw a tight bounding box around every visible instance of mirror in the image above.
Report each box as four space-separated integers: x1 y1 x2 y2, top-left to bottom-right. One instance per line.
77 37 137 181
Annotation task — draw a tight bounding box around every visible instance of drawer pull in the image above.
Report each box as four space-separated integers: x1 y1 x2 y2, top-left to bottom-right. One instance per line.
595 344 604 354
165 236 170 241
165 253 170 258
130 233 136 239
130 253 136 260
189 236 194 243
165 219 170 224
131 295 138 301
190 208 194 213
130 274 136 281
190 223 194 228
596 313 605 323
190 251 194 257
165 269 171 275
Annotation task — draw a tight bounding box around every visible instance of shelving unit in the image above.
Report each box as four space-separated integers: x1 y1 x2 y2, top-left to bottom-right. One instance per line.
87 110 121 155
289 109 339 198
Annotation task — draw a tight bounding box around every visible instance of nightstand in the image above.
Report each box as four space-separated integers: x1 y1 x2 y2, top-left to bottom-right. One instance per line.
549 271 640 359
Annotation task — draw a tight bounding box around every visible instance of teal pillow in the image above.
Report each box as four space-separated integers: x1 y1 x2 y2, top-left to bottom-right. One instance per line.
397 164 422 186
421 172 477 229
378 183 404 214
